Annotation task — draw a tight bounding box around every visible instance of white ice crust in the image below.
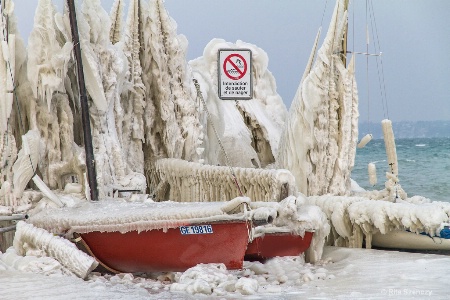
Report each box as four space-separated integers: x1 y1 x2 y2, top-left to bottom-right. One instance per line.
13 221 98 278
29 197 252 237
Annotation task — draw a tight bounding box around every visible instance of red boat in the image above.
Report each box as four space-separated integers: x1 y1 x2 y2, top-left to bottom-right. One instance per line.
29 199 254 274
245 230 314 261
77 221 250 273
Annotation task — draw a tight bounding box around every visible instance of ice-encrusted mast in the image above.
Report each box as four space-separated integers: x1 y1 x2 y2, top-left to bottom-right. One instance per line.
277 0 359 196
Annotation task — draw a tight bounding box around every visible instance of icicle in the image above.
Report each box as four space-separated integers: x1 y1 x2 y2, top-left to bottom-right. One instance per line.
1 40 9 62
32 175 64 208
368 163 377 186
6 34 15 119
0 39 7 131
80 49 108 112
109 0 124 44
357 134 372 148
12 130 40 198
381 119 398 177
4 0 14 16
21 135 30 156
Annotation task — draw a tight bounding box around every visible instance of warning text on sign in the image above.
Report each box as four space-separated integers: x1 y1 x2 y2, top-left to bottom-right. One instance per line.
218 49 252 100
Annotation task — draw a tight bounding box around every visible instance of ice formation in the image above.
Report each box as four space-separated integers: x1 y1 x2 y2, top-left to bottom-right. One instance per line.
28 197 253 237
277 0 359 196
12 221 98 278
2 0 449 285
189 39 287 168
148 158 296 202
249 195 330 263
307 195 450 249
368 162 377 186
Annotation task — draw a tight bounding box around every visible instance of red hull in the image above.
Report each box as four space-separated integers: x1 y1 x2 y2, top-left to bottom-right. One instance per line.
80 221 249 273
245 231 313 261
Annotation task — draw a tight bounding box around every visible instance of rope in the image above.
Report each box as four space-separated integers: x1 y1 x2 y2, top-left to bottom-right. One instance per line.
192 78 244 197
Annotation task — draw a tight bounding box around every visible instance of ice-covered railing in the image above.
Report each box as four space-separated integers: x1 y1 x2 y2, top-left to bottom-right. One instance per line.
307 195 450 249
147 158 297 202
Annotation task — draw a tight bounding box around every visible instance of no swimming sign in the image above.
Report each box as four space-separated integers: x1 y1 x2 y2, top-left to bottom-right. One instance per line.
218 49 253 100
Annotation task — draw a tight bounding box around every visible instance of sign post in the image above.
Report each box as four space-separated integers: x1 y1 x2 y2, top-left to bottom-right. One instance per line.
218 49 252 100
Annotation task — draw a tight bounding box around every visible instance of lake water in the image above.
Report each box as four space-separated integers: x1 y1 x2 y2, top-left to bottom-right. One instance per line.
352 137 450 202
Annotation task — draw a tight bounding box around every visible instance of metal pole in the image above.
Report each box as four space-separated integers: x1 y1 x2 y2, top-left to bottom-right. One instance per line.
67 0 99 201
0 225 16 234
0 214 28 221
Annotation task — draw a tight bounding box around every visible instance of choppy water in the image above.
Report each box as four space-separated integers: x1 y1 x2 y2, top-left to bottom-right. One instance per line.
352 138 450 202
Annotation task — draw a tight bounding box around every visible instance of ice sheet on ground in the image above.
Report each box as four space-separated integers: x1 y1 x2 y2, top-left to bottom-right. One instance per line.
1 246 449 299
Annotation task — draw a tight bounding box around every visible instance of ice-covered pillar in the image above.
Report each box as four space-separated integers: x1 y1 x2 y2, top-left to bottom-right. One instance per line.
381 119 398 177
67 0 99 201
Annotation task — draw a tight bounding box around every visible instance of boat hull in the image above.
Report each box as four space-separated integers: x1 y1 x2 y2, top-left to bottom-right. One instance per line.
245 231 313 261
372 230 450 251
80 221 249 273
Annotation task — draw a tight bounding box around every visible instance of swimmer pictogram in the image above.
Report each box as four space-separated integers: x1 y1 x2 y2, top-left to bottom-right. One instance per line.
223 54 247 80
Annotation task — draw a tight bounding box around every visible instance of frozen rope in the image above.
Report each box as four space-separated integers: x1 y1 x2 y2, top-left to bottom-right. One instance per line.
193 78 244 197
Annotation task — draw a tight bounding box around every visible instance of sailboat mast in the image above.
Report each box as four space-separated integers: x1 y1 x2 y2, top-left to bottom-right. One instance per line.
67 0 99 201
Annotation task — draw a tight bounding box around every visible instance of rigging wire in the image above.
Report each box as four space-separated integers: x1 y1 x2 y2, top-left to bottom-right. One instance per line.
368 0 390 120
192 78 244 197
320 0 329 29
365 0 371 130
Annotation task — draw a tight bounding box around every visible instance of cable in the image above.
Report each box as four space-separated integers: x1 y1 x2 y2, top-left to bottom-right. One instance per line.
193 78 244 197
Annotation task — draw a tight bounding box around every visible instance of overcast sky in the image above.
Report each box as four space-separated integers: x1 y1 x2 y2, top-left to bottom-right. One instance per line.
14 0 450 122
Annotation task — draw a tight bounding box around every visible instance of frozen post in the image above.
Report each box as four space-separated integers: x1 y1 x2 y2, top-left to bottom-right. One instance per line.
67 0 99 201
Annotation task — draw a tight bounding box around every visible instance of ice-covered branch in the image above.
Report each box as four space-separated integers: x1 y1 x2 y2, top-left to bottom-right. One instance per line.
119 0 145 174
278 0 358 197
13 221 98 279
109 0 124 44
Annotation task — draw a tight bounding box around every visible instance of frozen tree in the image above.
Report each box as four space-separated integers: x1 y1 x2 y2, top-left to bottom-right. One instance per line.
139 0 203 166
119 0 145 174
278 0 359 196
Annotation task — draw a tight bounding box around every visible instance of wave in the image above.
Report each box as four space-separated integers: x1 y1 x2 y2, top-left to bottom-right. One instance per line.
415 144 427 147
370 160 387 164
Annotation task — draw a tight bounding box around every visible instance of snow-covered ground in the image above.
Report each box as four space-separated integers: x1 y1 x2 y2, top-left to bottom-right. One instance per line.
1 246 448 299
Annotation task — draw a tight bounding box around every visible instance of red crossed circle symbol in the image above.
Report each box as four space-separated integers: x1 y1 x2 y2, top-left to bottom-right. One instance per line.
223 54 247 80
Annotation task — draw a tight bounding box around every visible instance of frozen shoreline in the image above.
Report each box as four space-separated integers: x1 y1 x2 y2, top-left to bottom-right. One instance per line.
1 246 449 299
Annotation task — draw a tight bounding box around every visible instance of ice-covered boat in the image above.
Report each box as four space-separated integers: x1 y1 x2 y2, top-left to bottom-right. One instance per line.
1 0 329 276
245 227 314 261
29 198 253 273
372 227 450 252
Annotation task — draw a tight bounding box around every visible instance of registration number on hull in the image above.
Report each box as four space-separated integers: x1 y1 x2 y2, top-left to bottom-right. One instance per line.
180 225 213 235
